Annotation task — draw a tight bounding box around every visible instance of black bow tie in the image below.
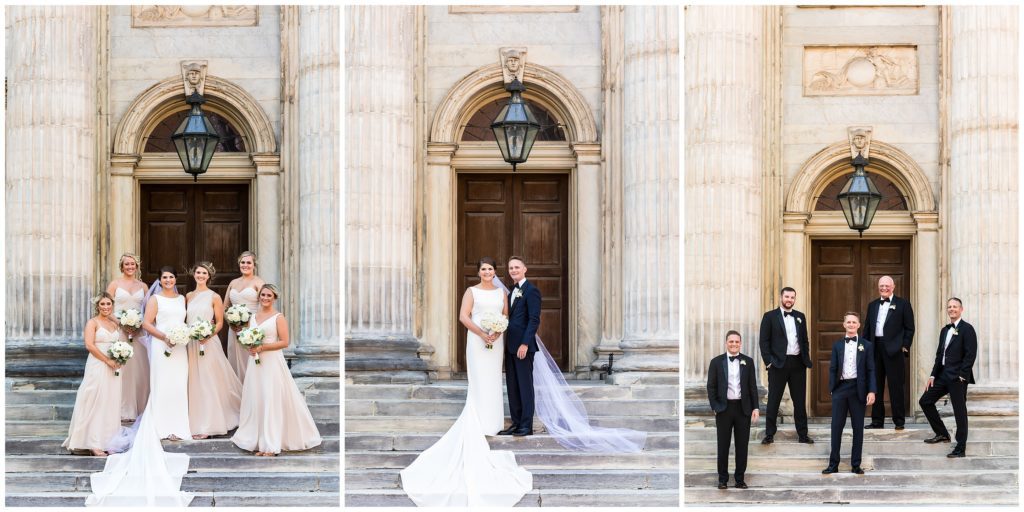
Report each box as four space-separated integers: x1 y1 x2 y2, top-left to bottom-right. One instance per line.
880 297 890 304
947 323 956 330
513 283 521 290
783 311 793 317
845 337 856 343
729 355 739 362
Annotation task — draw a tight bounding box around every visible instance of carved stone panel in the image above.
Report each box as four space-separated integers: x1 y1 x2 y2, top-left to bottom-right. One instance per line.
132 6 258 28
803 45 918 96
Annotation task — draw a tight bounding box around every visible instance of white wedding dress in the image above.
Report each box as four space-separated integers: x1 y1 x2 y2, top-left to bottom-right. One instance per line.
400 286 532 507
149 294 192 440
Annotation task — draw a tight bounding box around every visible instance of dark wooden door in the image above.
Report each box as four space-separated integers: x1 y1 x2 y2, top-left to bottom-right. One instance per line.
810 239 911 417
456 174 569 372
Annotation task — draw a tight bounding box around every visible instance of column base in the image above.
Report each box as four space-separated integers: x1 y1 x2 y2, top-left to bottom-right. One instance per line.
290 342 341 378
345 334 428 379
613 338 679 372
6 339 88 378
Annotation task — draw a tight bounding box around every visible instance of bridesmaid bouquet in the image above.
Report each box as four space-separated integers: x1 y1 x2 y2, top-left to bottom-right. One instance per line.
107 341 134 376
117 308 143 341
237 327 266 365
225 304 252 329
165 325 191 357
480 313 509 350
189 320 215 356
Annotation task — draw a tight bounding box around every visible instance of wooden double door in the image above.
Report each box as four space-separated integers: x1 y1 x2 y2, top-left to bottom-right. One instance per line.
456 173 570 372
810 239 911 417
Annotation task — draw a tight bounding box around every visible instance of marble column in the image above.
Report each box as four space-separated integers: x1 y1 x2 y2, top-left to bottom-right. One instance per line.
5 6 99 376
947 6 1018 390
684 6 766 387
344 6 426 381
614 6 680 375
290 5 340 377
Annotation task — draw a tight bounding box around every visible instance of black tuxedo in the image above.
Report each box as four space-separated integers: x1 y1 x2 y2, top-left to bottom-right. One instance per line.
759 308 811 438
707 353 759 484
827 336 877 468
504 279 542 431
864 295 915 427
920 320 977 445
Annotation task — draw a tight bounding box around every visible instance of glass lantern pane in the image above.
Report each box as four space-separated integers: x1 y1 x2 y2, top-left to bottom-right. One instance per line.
506 125 526 161
492 125 510 161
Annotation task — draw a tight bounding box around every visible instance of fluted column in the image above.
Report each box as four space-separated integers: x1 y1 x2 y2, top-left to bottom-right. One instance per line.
947 6 1018 389
344 6 426 380
614 6 679 375
5 6 99 376
684 6 766 387
289 6 340 377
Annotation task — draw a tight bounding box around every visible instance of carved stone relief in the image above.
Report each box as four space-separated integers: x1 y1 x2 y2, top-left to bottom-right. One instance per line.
181 60 208 97
132 6 258 28
804 45 918 96
500 47 527 84
848 126 873 160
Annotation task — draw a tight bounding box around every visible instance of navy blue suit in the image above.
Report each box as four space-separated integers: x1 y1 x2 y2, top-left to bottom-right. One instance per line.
504 279 541 431
864 295 915 427
827 336 876 469
920 320 977 446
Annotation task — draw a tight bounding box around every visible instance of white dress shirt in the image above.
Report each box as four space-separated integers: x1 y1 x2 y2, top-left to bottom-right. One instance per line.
726 355 741 400
875 297 892 336
781 308 799 355
510 278 527 306
841 336 859 380
943 320 960 366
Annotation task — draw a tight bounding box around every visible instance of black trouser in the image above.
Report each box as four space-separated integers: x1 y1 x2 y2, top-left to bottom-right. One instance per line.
765 355 808 438
920 374 969 445
504 349 535 430
829 380 866 468
716 400 751 484
871 338 906 427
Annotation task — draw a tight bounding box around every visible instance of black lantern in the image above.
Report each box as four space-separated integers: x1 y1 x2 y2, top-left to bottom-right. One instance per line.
172 91 220 181
837 153 883 237
490 78 540 172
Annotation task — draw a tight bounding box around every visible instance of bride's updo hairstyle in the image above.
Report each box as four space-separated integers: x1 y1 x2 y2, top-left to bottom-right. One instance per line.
189 261 217 280
477 256 497 270
259 283 280 300
159 266 177 277
91 292 115 315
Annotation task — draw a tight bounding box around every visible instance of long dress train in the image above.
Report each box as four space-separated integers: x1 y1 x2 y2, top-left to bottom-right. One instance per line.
114 287 148 420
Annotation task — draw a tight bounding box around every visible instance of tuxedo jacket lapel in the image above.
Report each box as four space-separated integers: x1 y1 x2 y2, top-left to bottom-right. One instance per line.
777 310 787 333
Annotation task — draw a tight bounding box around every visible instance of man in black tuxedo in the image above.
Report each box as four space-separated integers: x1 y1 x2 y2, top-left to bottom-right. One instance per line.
758 287 813 444
823 312 876 475
864 275 915 430
498 256 542 437
919 297 977 458
707 330 760 489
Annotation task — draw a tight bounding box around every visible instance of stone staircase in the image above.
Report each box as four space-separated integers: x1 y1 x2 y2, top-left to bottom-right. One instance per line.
344 373 680 507
684 412 1019 505
5 376 340 507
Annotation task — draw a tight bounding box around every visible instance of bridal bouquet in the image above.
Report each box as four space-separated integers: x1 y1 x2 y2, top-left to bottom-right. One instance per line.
117 308 143 341
189 319 215 356
107 341 134 377
480 312 509 350
165 325 191 357
237 326 266 365
225 304 252 329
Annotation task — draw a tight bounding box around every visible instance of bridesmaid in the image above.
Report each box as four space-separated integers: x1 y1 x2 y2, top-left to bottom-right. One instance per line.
223 251 264 383
63 292 125 457
142 267 192 441
106 252 149 421
185 262 242 439
231 284 322 456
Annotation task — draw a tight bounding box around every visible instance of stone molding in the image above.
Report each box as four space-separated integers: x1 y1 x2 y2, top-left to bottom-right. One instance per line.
131 5 258 27
804 45 919 96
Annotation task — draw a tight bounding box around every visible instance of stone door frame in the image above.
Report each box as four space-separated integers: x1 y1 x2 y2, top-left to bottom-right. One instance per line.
782 140 939 416
423 63 601 379
108 75 282 285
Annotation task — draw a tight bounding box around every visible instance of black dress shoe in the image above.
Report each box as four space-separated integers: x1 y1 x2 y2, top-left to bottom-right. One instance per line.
761 435 774 445
821 466 839 474
798 436 814 444
512 428 533 437
734 481 748 489
851 466 864 475
497 426 517 436
924 434 951 444
894 425 905 431
947 445 966 458
864 424 884 429
717 482 728 490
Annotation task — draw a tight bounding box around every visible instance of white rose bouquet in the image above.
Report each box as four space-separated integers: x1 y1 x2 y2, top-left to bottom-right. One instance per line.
165 325 191 357
117 308 143 341
237 326 266 365
479 312 509 350
225 304 252 330
189 319 215 356
107 341 134 377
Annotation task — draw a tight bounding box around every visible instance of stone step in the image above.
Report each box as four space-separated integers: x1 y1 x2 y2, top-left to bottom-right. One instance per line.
683 470 1017 489
345 415 677 433
684 439 1017 457
6 403 338 422
6 471 339 493
345 432 678 452
5 388 340 405
684 455 1018 472
683 487 1017 505
7 436 340 456
6 420 339 437
5 491 340 507
345 450 677 470
683 425 1019 441
8 376 340 392
346 398 677 418
345 383 678 401
346 468 679 491
345 488 679 507
6 454 338 473
685 414 1020 429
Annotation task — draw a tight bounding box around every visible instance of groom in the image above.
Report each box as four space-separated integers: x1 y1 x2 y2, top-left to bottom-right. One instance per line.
499 255 542 437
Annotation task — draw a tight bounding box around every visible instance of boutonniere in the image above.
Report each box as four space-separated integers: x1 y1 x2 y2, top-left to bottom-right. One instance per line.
858 344 865 352
740 360 747 366
889 305 896 310
796 317 802 324
951 328 959 336
512 288 523 300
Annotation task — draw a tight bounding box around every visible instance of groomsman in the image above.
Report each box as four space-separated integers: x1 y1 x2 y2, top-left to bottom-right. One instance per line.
707 330 759 489
919 297 977 458
864 276 915 430
759 287 813 445
823 313 876 475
